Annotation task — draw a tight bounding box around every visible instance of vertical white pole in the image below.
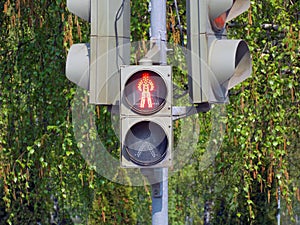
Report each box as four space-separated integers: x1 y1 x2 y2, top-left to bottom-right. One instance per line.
149 0 168 224
151 168 168 225
150 0 167 65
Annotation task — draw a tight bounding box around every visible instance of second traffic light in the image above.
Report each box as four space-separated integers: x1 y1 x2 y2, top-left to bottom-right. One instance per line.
66 0 130 105
120 66 172 168
187 0 252 104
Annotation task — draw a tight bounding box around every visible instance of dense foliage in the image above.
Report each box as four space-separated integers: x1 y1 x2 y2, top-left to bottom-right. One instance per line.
0 0 299 224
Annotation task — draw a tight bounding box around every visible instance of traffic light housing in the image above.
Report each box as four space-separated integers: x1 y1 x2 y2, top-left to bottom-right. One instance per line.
66 0 130 105
187 0 252 104
120 66 172 168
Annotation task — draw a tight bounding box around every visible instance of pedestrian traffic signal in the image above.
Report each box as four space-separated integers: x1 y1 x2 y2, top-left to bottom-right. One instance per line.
66 0 130 105
187 0 252 104
120 66 172 168
123 70 168 115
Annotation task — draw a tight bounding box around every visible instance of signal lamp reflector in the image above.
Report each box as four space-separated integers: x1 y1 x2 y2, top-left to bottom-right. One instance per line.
123 121 168 166
123 70 167 115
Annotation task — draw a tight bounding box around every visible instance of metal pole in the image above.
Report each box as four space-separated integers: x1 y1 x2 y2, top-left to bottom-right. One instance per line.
151 168 168 225
150 0 167 65
149 0 168 224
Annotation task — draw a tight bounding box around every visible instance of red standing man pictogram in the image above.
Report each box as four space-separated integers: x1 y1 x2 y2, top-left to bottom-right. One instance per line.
137 73 155 109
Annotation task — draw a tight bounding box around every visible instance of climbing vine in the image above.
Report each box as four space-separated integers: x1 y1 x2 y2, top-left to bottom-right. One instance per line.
0 0 299 224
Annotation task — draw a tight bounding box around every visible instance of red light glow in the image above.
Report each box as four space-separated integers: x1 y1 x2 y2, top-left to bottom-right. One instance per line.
213 12 227 30
137 73 155 109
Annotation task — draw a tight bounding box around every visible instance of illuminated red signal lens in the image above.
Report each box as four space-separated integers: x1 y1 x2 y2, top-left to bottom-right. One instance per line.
210 0 236 32
213 12 227 31
124 70 167 115
137 72 155 109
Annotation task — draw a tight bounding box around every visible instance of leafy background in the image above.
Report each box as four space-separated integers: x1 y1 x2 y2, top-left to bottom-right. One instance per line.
0 0 299 224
